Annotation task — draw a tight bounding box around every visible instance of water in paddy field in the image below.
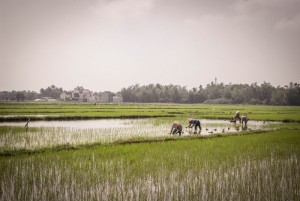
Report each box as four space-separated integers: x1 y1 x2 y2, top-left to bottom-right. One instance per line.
0 118 280 136
0 119 282 151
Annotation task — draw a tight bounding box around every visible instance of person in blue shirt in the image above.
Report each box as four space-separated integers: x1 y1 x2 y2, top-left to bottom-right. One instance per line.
186 119 202 133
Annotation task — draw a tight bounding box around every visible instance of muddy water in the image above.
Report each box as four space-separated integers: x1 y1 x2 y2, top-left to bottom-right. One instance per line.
0 119 280 136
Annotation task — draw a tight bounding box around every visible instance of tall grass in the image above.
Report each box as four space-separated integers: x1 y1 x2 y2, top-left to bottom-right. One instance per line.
1 130 299 200
1 154 298 200
0 125 168 154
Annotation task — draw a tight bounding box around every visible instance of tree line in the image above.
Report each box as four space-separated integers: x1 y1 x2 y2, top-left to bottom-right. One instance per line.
0 85 63 102
0 82 299 105
120 82 300 106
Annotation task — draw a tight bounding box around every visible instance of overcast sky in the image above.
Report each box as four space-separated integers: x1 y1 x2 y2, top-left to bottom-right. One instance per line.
1 0 300 92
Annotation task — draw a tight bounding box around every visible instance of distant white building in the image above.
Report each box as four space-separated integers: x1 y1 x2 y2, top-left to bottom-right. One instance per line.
99 91 114 103
71 90 80 101
35 97 58 102
81 89 95 102
61 89 119 103
61 88 95 102
60 91 71 101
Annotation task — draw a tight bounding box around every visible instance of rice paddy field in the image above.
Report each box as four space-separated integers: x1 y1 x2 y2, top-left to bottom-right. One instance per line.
0 102 300 200
1 102 300 122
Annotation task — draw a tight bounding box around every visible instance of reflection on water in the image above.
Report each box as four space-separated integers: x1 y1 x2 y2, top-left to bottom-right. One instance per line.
0 119 282 151
0 119 136 129
0 119 280 136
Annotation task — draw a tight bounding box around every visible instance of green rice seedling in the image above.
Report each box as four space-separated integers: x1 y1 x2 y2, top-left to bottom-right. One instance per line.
0 118 284 155
0 130 299 200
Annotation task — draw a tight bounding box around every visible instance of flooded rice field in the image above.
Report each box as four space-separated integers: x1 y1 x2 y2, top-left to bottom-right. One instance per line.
0 119 281 152
0 118 280 134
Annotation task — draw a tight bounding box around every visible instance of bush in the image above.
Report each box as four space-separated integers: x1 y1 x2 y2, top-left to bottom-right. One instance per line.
204 98 232 104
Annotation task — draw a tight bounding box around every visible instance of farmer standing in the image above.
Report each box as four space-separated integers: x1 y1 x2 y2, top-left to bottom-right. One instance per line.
25 118 30 127
25 118 30 131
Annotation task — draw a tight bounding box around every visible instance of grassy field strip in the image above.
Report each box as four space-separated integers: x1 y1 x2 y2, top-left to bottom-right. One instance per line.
1 103 300 122
1 130 299 200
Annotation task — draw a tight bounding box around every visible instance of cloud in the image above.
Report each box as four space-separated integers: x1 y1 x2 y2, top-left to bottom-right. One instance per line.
91 0 155 19
233 0 300 33
235 0 300 16
184 18 198 25
235 0 299 11
275 14 300 32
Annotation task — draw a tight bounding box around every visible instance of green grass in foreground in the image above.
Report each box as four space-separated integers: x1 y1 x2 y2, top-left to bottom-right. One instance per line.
1 102 300 122
1 130 299 200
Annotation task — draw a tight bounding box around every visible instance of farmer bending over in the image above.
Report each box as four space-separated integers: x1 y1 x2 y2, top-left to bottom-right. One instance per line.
170 122 183 136
186 119 202 132
241 115 249 125
231 111 241 123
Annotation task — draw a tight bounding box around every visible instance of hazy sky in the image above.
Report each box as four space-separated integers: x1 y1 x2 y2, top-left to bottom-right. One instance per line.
1 0 300 92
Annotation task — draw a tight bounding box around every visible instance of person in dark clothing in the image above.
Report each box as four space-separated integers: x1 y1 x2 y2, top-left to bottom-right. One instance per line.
186 119 202 133
241 115 249 125
170 122 183 136
25 118 30 132
25 118 30 128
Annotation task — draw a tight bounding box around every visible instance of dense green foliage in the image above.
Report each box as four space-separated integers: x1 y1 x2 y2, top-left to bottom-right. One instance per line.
0 90 39 101
39 85 64 99
1 81 300 105
1 102 300 122
121 82 300 105
0 85 64 101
